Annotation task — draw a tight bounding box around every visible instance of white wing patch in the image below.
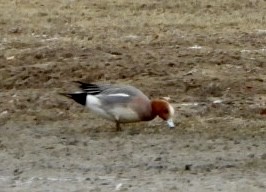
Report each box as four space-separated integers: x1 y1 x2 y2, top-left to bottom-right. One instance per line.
86 95 101 106
107 93 130 97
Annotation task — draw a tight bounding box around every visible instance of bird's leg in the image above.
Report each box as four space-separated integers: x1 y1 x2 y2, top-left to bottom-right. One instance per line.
116 122 122 131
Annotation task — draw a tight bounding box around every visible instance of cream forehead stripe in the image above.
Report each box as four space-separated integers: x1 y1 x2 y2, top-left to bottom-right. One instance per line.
168 104 175 116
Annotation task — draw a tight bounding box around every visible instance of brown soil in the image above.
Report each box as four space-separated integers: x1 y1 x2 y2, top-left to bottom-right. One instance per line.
0 0 266 191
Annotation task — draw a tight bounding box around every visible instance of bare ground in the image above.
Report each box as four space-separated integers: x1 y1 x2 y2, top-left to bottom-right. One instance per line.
0 0 266 191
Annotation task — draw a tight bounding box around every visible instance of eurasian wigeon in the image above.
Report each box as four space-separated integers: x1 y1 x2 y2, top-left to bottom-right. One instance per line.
60 81 175 131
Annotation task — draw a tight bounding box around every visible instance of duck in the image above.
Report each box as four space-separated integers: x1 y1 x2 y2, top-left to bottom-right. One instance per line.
60 81 175 131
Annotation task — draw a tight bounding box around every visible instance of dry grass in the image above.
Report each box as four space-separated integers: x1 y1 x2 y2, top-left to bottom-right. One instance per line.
0 0 265 124
1 0 265 49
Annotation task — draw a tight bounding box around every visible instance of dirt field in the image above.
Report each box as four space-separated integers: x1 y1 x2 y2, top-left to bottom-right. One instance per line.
0 0 266 191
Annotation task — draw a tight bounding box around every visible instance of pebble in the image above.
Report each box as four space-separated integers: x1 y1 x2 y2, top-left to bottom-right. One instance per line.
261 153 266 160
154 157 162 161
185 164 192 171
247 153 255 158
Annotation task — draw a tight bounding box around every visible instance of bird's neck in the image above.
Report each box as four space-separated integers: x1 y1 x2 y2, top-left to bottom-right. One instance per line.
151 99 164 115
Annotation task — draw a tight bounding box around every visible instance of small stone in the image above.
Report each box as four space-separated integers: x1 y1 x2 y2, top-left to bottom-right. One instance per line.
154 157 162 161
87 35 93 41
63 52 73 58
35 53 43 59
261 153 266 160
147 163 164 170
101 182 110 185
9 27 21 33
6 56 15 60
248 153 255 158
67 138 78 145
224 164 235 168
167 62 176 67
185 164 192 171
13 168 23 176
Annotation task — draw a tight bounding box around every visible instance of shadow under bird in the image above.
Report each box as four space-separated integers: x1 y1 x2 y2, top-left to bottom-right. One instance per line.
60 81 175 131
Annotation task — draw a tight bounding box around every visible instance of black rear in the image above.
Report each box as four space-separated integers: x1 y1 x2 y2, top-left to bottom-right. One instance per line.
60 92 87 106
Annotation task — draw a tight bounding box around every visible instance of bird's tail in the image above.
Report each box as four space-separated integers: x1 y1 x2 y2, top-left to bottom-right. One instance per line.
59 92 87 106
73 81 103 95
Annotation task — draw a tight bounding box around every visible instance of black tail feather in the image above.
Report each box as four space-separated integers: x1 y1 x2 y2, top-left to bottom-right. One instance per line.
60 92 87 106
73 81 102 95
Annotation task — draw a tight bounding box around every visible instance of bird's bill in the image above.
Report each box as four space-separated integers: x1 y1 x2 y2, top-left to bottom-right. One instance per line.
166 118 175 128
